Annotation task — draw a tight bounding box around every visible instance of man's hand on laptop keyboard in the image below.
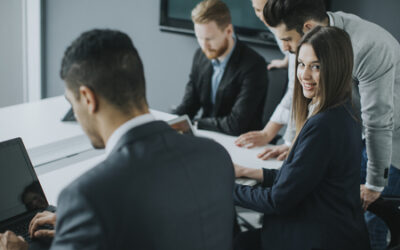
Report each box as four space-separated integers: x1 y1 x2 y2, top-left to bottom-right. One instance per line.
29 211 56 239
0 231 28 250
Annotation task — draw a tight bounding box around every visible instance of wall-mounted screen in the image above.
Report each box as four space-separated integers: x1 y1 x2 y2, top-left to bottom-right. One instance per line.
160 0 277 46
160 0 331 47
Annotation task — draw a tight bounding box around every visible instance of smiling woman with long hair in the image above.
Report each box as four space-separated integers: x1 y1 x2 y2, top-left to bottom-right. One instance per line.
233 26 371 250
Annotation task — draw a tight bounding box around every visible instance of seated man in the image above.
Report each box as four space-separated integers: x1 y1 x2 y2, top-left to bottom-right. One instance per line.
0 29 235 250
174 0 268 136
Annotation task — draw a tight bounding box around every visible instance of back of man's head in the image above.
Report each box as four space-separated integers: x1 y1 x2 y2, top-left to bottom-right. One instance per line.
60 29 147 114
191 0 231 30
264 0 327 34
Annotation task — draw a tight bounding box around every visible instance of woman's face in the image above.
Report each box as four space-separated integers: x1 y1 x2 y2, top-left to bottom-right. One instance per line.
297 43 320 100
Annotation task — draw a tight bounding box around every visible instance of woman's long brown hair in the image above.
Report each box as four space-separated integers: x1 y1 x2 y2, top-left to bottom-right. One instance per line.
292 26 354 140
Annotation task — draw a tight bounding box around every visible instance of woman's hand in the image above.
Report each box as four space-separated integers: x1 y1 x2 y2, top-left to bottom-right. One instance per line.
234 163 264 182
235 130 270 148
257 144 289 161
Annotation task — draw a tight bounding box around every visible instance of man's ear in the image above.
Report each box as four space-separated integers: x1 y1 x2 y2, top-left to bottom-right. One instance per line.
225 23 233 36
79 86 98 114
303 20 316 33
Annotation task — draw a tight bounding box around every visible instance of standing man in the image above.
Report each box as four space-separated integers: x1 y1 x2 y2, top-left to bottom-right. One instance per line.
174 0 268 136
0 29 235 250
263 0 400 249
250 0 289 70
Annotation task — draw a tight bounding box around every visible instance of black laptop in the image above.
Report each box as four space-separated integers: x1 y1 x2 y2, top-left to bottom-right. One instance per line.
0 138 54 242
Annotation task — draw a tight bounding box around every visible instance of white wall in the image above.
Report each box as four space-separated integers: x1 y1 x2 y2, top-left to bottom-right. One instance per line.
0 0 24 108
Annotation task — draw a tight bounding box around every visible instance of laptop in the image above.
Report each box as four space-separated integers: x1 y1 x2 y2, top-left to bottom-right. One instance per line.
0 138 54 242
61 107 76 122
167 115 196 136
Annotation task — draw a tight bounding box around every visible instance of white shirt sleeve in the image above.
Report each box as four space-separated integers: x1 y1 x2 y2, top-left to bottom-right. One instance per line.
365 183 384 192
269 54 296 126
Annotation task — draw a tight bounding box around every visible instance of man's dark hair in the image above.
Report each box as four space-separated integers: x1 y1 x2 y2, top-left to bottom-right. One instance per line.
264 0 327 34
60 29 147 113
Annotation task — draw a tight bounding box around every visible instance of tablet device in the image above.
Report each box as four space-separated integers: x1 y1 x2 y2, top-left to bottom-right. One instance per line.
167 115 196 136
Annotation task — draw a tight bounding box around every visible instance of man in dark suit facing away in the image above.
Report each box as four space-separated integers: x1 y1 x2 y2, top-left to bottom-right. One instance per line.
0 29 235 250
174 0 268 136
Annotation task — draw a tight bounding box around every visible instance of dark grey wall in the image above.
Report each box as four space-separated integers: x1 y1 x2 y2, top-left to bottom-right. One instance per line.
0 0 24 108
44 0 400 112
43 0 282 112
330 0 400 42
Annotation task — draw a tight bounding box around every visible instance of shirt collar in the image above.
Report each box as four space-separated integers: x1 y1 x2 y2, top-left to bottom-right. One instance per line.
327 12 335 26
211 35 236 69
308 101 319 118
105 113 155 157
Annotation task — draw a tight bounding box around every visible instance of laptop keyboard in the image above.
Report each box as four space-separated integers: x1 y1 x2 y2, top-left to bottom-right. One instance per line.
7 218 32 243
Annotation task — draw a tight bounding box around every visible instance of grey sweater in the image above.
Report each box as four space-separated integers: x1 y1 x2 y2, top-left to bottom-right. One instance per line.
284 11 400 187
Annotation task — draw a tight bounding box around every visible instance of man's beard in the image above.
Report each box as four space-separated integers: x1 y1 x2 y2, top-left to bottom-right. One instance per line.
203 38 229 60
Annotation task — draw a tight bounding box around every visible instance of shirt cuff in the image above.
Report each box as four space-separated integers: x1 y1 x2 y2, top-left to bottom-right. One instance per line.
284 139 292 146
365 183 384 192
270 105 290 125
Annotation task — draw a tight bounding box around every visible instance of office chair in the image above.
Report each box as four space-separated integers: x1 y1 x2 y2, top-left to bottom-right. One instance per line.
261 66 288 127
261 66 288 145
367 196 400 250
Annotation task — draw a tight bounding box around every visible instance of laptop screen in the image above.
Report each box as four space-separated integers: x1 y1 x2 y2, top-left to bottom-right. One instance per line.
0 138 48 223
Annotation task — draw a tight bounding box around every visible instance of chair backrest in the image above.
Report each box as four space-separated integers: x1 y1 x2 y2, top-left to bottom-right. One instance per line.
261 67 288 126
367 196 400 249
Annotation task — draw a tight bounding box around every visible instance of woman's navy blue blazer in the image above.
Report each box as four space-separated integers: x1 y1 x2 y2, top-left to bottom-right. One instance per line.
234 102 371 250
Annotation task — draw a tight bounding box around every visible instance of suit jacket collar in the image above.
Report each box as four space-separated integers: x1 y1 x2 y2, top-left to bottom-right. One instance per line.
105 113 155 157
108 120 172 157
203 64 213 106
213 39 244 112
327 11 345 30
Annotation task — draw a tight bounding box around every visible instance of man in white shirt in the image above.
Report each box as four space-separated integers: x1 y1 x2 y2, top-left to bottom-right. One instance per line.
235 0 295 161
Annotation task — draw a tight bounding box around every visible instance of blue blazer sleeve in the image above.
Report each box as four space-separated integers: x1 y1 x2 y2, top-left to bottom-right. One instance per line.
262 168 279 187
234 119 333 214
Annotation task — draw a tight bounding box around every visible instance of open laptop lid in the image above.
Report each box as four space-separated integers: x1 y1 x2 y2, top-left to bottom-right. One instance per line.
0 138 49 226
167 115 196 136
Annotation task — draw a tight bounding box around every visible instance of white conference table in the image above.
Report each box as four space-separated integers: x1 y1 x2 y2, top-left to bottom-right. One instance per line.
0 96 283 205
0 96 176 167
0 96 90 166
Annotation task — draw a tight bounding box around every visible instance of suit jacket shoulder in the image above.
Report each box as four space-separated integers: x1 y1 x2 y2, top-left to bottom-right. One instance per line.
232 40 266 68
329 11 400 82
52 121 235 250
